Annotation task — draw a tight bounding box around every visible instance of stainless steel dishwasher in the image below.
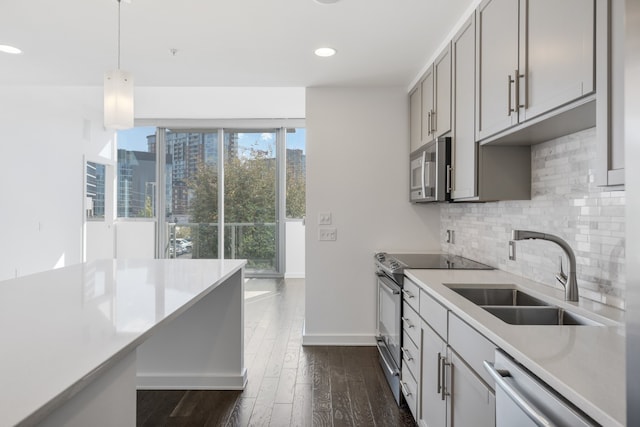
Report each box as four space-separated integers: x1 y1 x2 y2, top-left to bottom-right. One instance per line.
484 350 598 427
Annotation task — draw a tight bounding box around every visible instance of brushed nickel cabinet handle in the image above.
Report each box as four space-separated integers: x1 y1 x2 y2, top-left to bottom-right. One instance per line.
401 317 414 328
431 109 437 133
519 71 527 109
437 352 442 394
514 69 521 112
508 74 514 116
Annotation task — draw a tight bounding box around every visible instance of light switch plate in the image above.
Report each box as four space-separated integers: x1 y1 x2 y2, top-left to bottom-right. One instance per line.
318 212 332 225
318 227 337 241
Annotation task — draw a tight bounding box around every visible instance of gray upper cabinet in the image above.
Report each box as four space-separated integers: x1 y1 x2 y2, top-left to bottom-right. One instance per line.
476 0 595 143
433 46 452 139
476 0 520 141
597 0 625 186
453 12 531 202
421 67 435 144
409 44 452 155
519 0 594 122
451 14 477 200
409 85 423 153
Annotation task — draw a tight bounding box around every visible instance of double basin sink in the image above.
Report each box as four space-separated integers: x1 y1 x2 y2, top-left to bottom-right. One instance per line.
446 286 602 326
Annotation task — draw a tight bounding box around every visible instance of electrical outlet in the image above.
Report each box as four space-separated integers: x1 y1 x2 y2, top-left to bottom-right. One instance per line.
509 241 516 260
318 212 332 225
318 227 337 241
446 229 455 244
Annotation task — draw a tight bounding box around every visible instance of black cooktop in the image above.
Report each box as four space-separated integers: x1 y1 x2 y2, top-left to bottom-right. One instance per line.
375 252 493 285
389 253 493 270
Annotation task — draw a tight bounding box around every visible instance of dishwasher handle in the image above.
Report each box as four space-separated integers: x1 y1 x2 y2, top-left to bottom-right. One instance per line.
483 360 554 427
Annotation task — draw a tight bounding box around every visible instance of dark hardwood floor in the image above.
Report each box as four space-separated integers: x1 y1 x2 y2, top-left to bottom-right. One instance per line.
137 278 416 426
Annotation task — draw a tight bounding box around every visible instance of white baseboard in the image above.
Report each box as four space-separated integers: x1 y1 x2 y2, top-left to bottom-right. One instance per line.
137 369 247 390
302 333 376 346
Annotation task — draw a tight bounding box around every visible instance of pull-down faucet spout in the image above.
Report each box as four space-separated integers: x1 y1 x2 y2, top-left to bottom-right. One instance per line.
511 230 579 302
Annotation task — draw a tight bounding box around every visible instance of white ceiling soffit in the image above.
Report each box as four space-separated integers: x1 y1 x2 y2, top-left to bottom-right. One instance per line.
0 0 475 88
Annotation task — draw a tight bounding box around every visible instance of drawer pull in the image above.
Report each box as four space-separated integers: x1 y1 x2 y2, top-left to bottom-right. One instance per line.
401 381 412 397
401 317 414 328
401 347 413 362
401 289 415 299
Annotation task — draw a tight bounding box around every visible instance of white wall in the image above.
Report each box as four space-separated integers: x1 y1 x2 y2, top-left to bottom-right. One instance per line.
0 86 114 281
285 220 305 278
135 87 305 119
304 87 441 345
0 86 305 282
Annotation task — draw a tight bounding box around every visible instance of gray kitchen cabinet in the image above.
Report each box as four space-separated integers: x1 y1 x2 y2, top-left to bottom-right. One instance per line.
452 11 531 201
476 0 595 143
419 321 447 427
417 290 496 427
410 85 423 153
449 351 496 427
433 46 452 139
421 67 435 144
596 0 625 186
410 44 452 155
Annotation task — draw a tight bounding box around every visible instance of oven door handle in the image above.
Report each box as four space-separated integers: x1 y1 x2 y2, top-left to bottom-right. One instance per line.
376 338 400 377
378 274 401 295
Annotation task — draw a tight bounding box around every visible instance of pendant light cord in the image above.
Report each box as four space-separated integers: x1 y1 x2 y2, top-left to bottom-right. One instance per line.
117 0 121 70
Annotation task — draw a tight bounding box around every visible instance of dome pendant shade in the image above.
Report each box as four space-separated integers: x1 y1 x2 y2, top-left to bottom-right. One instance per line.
104 69 134 130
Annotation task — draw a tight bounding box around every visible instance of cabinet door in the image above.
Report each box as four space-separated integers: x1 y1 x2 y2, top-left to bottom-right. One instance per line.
519 0 595 121
448 351 496 427
434 44 452 138
410 85 423 153
476 0 519 141
451 13 477 200
421 67 435 142
420 322 447 427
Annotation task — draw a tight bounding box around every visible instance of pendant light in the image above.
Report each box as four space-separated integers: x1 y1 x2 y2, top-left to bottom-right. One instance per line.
104 0 134 130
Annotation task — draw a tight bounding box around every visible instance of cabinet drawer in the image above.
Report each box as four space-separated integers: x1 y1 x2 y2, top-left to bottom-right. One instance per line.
402 278 420 312
402 330 420 378
401 363 419 420
448 313 497 386
402 302 420 346
419 290 448 340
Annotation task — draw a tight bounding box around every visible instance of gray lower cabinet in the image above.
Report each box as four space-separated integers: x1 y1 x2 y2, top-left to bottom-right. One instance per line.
416 288 496 427
449 351 496 427
419 322 447 427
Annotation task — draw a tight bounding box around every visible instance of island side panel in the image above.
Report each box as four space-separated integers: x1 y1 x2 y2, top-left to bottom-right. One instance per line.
39 351 137 427
136 268 246 389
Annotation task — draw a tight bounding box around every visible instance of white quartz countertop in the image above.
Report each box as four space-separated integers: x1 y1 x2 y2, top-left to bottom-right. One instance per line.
0 258 246 427
405 268 626 427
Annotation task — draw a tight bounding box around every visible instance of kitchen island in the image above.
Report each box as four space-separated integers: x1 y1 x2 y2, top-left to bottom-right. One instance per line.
0 258 246 427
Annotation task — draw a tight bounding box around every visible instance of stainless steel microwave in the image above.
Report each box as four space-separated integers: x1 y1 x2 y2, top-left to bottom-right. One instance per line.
410 137 451 203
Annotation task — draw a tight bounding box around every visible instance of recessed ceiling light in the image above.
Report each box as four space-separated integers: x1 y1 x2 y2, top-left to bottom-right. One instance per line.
315 47 336 57
0 45 22 55
314 0 340 4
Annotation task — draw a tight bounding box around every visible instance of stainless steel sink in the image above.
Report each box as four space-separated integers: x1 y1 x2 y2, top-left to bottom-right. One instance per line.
482 306 602 326
448 287 549 306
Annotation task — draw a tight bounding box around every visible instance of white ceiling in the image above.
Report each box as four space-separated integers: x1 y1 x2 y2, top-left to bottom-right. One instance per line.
0 0 475 88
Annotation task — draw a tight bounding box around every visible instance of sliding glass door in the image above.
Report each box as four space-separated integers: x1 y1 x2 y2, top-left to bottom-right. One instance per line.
115 124 305 277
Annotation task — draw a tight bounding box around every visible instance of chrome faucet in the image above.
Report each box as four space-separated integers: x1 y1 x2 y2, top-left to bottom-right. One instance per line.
511 230 579 302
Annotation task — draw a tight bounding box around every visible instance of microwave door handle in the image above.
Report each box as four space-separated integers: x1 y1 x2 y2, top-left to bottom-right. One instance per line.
421 149 427 198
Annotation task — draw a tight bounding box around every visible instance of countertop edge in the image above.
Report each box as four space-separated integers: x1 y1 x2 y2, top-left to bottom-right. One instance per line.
14 259 246 427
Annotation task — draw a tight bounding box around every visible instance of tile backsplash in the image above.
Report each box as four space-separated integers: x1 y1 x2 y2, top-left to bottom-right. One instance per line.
441 127 626 309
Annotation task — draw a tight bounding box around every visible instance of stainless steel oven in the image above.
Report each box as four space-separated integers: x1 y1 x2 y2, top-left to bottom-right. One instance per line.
376 271 403 403
374 252 493 405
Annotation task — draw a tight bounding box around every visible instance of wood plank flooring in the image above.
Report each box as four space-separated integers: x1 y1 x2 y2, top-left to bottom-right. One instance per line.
137 278 416 426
